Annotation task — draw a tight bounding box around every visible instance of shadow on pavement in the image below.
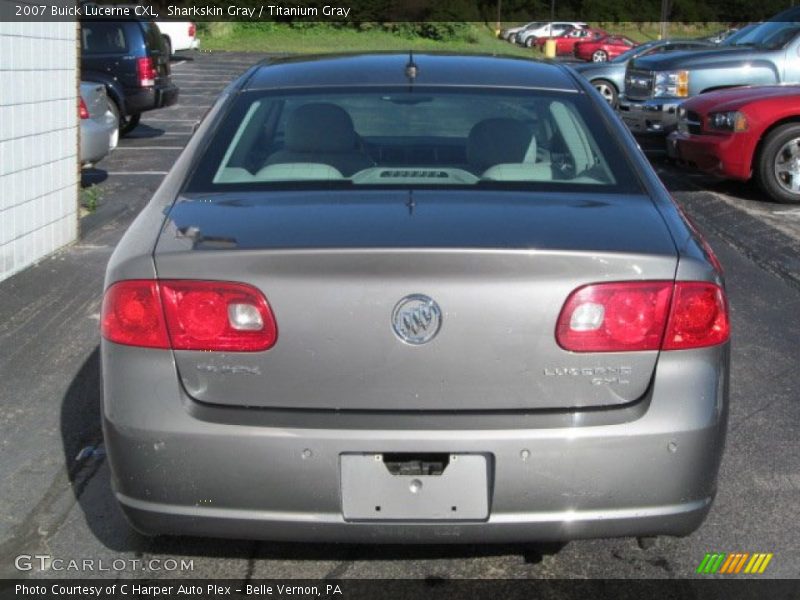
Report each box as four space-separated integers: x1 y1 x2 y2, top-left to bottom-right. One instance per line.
81 168 108 187
60 351 566 564
124 124 166 139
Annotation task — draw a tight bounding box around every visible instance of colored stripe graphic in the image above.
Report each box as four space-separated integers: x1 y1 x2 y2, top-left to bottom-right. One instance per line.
698 553 727 574
699 552 773 574
734 553 750 573
719 553 737 573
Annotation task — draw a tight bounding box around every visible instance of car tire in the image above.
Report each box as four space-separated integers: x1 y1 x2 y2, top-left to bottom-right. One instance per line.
592 50 609 62
592 79 618 107
163 35 172 57
112 99 141 137
525 37 535 48
756 123 800 204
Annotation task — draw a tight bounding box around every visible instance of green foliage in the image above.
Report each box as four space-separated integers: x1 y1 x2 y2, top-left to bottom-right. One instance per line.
80 185 102 213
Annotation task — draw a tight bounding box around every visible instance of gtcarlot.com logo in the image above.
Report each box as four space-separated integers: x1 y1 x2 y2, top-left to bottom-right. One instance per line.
14 554 194 572
697 552 774 574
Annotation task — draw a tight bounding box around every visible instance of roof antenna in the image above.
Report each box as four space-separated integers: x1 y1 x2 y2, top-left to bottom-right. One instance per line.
405 50 418 82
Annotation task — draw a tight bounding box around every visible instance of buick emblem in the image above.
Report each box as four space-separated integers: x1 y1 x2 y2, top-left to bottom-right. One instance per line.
392 294 442 345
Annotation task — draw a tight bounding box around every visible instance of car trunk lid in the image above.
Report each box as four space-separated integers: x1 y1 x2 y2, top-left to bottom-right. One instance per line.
153 190 677 411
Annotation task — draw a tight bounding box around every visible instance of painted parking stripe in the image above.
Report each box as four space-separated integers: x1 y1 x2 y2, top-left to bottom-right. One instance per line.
106 171 169 175
115 146 184 150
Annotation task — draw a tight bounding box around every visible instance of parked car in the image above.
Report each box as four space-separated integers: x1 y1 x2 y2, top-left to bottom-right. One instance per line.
668 85 800 204
517 21 587 47
574 35 638 62
80 19 179 135
572 39 715 107
101 53 730 543
618 13 800 145
705 28 740 44
500 21 544 42
155 20 199 55
79 81 118 166
534 28 606 55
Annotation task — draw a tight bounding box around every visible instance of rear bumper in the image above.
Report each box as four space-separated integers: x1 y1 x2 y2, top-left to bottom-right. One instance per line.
117 493 712 543
667 131 752 181
124 83 179 116
103 343 729 543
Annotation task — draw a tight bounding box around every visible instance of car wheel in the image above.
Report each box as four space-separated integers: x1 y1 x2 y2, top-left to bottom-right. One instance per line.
119 111 141 137
593 79 618 107
592 50 608 62
757 123 800 204
162 35 172 57
525 37 535 48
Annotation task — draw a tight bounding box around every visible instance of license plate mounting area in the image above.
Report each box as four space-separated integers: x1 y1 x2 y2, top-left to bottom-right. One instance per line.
340 453 490 521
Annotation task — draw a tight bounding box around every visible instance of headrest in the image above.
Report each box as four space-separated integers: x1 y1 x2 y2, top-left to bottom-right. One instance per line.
467 118 534 170
284 103 358 153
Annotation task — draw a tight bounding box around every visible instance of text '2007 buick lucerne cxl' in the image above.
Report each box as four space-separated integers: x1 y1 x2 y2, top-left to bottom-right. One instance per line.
100 53 730 543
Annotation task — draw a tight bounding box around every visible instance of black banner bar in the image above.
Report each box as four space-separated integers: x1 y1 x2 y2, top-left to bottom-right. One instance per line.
1 579 799 600
2 0 800 23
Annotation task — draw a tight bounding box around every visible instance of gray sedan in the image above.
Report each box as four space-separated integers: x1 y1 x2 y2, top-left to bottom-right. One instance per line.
100 53 730 544
79 81 118 167
572 39 713 106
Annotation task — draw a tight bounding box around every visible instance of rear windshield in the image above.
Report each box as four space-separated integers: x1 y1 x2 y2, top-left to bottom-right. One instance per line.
185 87 644 194
81 22 128 54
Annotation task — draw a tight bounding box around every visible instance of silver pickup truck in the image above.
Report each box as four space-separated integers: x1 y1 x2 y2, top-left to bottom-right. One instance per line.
618 18 800 148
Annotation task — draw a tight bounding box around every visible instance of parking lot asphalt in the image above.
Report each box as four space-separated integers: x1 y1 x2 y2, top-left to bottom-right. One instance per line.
0 51 799 581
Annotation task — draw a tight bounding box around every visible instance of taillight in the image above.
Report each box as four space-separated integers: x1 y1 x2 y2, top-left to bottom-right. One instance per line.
189 23 196 38
101 281 169 349
556 281 729 352
101 280 278 352
79 98 89 119
662 282 729 350
136 57 157 87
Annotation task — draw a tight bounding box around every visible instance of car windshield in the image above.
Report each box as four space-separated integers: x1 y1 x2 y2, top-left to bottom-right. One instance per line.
612 40 660 63
185 87 642 194
724 21 800 49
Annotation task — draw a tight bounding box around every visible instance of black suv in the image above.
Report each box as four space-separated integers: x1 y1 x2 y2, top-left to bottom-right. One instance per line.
80 19 179 135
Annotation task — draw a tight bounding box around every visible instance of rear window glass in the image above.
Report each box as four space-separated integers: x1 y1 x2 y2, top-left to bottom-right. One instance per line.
141 22 164 52
81 22 128 54
185 87 643 194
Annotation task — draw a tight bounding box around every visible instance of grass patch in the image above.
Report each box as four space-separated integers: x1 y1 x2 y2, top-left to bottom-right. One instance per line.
199 23 532 56
80 184 102 213
198 22 725 55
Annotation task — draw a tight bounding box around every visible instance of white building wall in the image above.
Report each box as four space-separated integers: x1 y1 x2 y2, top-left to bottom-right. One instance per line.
0 20 78 282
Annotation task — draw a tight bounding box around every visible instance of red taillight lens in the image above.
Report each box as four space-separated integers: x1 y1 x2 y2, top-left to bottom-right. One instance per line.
189 23 196 37
556 281 729 352
101 280 278 352
556 282 673 352
79 98 89 119
159 280 277 351
101 281 170 349
136 57 157 87
663 282 729 350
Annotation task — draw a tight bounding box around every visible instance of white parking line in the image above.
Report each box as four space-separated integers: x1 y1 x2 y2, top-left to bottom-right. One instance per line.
127 132 192 137
140 118 199 122
106 171 169 175
773 209 800 215
115 146 184 150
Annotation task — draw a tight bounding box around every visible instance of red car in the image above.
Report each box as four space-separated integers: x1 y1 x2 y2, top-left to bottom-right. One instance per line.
668 85 800 204
574 35 637 62
534 28 606 55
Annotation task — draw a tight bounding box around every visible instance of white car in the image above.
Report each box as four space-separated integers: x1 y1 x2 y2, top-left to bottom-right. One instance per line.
155 21 199 55
517 21 588 47
79 81 118 167
501 21 544 41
